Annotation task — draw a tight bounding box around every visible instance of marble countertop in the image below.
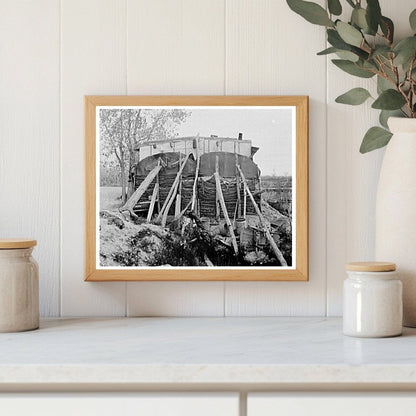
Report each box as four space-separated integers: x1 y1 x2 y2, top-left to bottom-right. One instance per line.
1 317 416 389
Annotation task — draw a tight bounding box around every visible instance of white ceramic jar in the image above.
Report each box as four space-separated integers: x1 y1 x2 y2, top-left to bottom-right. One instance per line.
343 262 402 338
0 239 39 332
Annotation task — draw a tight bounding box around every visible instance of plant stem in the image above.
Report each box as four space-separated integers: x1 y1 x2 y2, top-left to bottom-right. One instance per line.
408 57 416 117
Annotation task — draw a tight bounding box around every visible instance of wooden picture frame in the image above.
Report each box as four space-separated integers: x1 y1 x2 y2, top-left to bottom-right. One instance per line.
85 96 308 281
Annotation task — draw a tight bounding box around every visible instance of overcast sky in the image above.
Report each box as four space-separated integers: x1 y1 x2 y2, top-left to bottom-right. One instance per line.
176 107 293 176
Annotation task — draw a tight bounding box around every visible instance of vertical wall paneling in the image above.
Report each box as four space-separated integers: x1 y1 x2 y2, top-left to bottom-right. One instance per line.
326 0 415 316
5 1 411 316
126 0 226 95
224 0 327 316
0 0 60 317
126 0 226 316
61 0 127 316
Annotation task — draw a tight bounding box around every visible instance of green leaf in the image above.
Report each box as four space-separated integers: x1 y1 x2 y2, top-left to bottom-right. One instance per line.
351 7 369 32
372 45 391 58
287 0 334 26
410 9 416 32
393 36 416 67
317 46 359 61
380 16 394 43
335 87 371 105
317 46 338 55
360 127 392 153
377 76 392 94
327 28 350 49
335 50 359 62
336 21 363 47
346 0 356 6
327 29 369 59
366 0 382 34
376 68 403 95
372 89 406 110
332 59 375 78
379 110 402 129
328 0 342 16
362 59 379 71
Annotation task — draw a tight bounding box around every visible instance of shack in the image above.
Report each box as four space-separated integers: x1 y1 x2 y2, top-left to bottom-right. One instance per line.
119 134 287 265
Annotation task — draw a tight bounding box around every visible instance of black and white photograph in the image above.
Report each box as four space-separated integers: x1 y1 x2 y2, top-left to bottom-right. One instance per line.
97 105 295 269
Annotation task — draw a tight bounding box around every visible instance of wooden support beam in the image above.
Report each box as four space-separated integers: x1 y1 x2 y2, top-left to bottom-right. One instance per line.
214 171 239 255
119 161 161 219
191 145 200 212
174 194 181 217
243 186 247 219
174 199 192 221
204 253 214 267
215 156 220 221
146 182 159 223
160 182 179 227
236 165 287 266
156 183 178 227
156 153 191 226
235 154 242 218
156 153 190 224
156 172 161 214
177 153 183 215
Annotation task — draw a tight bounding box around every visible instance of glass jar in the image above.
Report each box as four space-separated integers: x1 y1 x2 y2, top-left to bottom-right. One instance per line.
0 239 39 332
343 262 402 338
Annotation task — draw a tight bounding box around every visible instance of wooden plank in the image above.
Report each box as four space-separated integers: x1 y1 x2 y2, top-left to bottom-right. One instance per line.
126 0 226 317
243 187 247 219
126 0 225 95
157 153 190 226
0 0 60 317
61 0 127 316
215 156 221 221
191 142 201 211
224 0 326 316
174 194 181 217
127 0 225 316
127 281 225 316
237 166 287 266
147 183 159 223
160 181 179 227
174 200 192 221
214 172 239 255
235 155 242 218
119 163 162 218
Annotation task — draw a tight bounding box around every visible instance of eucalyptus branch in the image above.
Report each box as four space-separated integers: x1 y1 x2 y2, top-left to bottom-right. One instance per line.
408 57 416 117
287 0 416 153
362 37 373 53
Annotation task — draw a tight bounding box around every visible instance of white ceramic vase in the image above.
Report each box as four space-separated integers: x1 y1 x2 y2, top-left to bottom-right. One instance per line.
375 117 416 327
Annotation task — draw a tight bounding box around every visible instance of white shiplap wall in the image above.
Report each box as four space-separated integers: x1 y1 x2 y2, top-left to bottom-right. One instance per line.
0 0 60 316
0 0 412 317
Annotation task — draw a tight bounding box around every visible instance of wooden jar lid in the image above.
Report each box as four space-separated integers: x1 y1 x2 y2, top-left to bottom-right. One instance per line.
0 239 37 249
346 261 396 272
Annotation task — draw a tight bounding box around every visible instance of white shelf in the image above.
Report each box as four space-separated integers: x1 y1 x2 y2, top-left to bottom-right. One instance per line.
0 317 415 388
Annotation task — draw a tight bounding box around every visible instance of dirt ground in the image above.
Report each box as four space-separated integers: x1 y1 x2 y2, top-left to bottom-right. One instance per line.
98 185 291 267
99 210 167 267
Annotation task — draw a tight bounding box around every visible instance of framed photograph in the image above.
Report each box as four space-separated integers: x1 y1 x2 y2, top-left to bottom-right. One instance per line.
85 96 308 281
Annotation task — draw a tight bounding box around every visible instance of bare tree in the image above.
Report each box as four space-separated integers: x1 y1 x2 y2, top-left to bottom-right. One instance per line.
100 109 189 203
